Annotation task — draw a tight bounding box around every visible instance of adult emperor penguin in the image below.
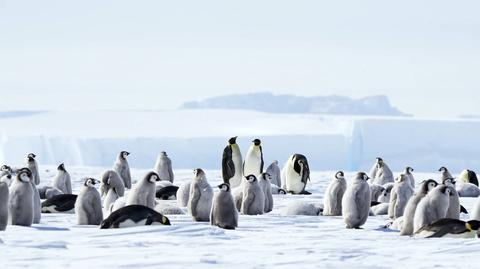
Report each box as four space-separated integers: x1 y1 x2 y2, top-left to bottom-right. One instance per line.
388 174 414 219
41 194 77 213
413 185 451 233
439 167 453 182
470 195 480 220
210 183 238 230
241 174 265 215
38 186 63 199
176 181 191 207
113 151 132 189
243 139 264 177
442 178 461 219
8 168 34 226
156 185 179 200
25 153 40 185
75 178 103 225
457 169 479 186
187 169 213 221
258 173 273 213
323 171 347 216
400 179 438 236
52 163 72 194
100 170 125 198
0 180 8 230
221 136 243 188
342 172 371 229
371 158 394 185
404 167 415 189
456 170 480 197
266 160 282 187
281 154 311 195
154 151 174 183
415 218 480 238
126 171 160 209
100 205 170 229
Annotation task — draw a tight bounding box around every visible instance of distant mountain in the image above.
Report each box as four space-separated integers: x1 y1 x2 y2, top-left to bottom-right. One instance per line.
181 92 409 116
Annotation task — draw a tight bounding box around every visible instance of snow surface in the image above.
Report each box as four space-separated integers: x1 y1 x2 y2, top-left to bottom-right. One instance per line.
1 166 480 268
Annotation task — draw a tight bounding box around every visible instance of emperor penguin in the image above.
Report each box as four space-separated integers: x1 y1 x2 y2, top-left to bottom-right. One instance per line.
75 178 103 225
378 183 395 203
456 170 480 197
370 184 385 203
41 194 77 213
0 164 12 178
266 160 282 187
100 170 125 198
126 171 160 209
156 185 179 200
222 136 243 188
371 157 394 185
8 168 34 226
25 153 40 185
342 172 371 229
210 183 238 230
323 171 347 216
388 174 414 219
154 151 174 183
187 169 213 221
415 218 480 238
400 179 438 236
113 151 132 189
439 167 453 182
100 205 170 228
442 178 461 219
176 181 191 207
458 169 479 186
1 173 12 186
282 201 322 216
103 188 119 212
413 185 451 233
368 159 379 180
470 195 480 220
243 139 264 177
0 180 8 230
258 172 273 213
38 186 63 199
281 154 311 195
28 171 41 224
241 174 265 215
404 166 415 189
52 163 72 194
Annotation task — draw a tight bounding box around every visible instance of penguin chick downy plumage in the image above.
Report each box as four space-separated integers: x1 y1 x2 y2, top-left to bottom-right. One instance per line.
154 151 174 183
442 178 461 219
52 163 72 194
100 170 125 198
281 154 311 195
370 184 385 203
342 172 371 229
176 181 191 207
243 139 264 177
222 136 243 188
378 183 395 203
413 185 451 233
187 169 213 221
8 168 34 226
372 158 394 185
241 175 265 215
400 179 438 236
323 171 347 216
210 183 238 230
258 173 273 213
75 178 103 225
113 151 132 189
126 171 160 209
439 167 453 183
0 181 8 230
25 153 40 185
404 166 415 189
388 174 414 219
415 218 480 238
266 160 282 187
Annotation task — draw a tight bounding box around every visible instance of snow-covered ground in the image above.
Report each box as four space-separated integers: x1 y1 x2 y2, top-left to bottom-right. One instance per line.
1 166 479 268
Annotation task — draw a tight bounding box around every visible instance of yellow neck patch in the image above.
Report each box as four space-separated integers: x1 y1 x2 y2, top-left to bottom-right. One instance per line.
466 223 472 231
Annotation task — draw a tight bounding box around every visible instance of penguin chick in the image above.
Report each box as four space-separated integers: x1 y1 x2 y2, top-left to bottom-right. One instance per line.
103 188 119 211
372 158 394 185
342 172 371 229
0 164 12 179
442 178 461 219
241 175 265 215
370 203 389 216
266 160 282 187
258 173 274 213
370 184 385 203
126 171 160 209
281 201 322 216
210 183 238 230
400 179 438 236
154 151 174 183
187 169 213 221
0 181 8 230
281 154 311 195
222 136 243 188
243 139 264 177
413 185 451 233
439 167 453 183
8 168 34 226
52 163 72 194
415 218 480 238
378 183 395 203
388 174 414 219
25 153 40 185
100 170 125 198
100 205 170 229
323 171 347 216
404 166 415 189
75 178 103 225
113 151 132 189
176 181 191 207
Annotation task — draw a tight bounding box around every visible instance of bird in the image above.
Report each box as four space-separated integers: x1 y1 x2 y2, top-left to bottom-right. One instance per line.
25 153 40 185
75 178 103 225
243 139 264 177
176 181 191 207
41 194 77 213
8 168 34 226
100 205 170 228
323 171 347 216
210 183 238 230
113 151 132 189
156 185 179 200
281 154 311 195
371 157 394 185
126 171 160 209
342 172 371 229
100 170 125 198
241 174 265 215
415 218 480 238
403 166 415 189
266 160 282 187
258 173 273 213
221 136 243 188
370 184 385 203
413 185 451 233
388 174 414 219
52 163 72 194
439 167 453 183
0 180 8 230
442 178 461 219
187 169 213 221
154 151 174 183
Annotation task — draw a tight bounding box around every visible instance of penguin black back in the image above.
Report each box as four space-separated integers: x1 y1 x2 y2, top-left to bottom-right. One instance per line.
468 170 479 187
156 185 179 200
100 205 170 229
222 138 235 184
41 194 78 213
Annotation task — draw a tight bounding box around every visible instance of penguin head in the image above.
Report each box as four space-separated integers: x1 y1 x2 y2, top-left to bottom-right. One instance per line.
252 139 261 146
120 151 130 159
376 157 384 167
438 185 452 196
84 178 99 187
228 136 238 145
420 179 438 193
466 220 480 231
161 215 171 225
356 172 369 181
160 151 167 156
245 174 257 183
439 166 448 173
272 160 278 165
146 172 160 183
57 163 66 171
335 171 345 179
396 174 407 183
0 165 11 172
218 183 230 192
442 177 456 186
278 188 287 194
193 169 206 180
27 153 36 161
17 168 32 183
405 167 414 173
261 172 271 181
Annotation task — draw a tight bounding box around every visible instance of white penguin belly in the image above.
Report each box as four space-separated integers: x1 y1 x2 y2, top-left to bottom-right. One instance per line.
285 168 304 194
244 154 261 176
118 219 149 228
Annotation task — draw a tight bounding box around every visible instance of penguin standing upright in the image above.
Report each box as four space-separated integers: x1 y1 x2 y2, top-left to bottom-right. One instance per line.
52 163 72 194
439 167 453 182
388 174 414 219
371 158 394 185
187 169 213 221
100 170 125 198
404 167 415 189
154 151 174 183
258 173 273 213
323 171 347 216
75 178 103 225
243 139 264 177
370 184 385 203
25 153 40 185
176 181 191 207
442 178 461 219
0 180 8 230
413 185 451 233
222 136 243 188
281 154 310 195
342 172 371 229
113 151 132 189
266 160 281 187
210 183 238 230
241 175 265 215
126 171 160 209
8 168 34 226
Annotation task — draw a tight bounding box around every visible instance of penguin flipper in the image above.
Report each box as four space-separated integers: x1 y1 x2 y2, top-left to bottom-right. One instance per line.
460 205 469 214
222 146 235 184
299 190 312 195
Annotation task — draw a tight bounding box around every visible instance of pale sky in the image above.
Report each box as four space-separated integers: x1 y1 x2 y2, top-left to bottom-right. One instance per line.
0 0 479 117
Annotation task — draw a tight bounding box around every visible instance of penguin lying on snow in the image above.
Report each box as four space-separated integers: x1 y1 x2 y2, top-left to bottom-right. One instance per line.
415 218 480 238
156 185 179 200
100 205 170 229
41 194 78 213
